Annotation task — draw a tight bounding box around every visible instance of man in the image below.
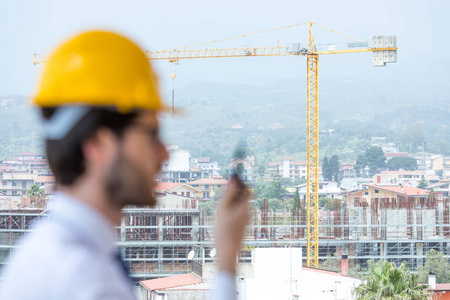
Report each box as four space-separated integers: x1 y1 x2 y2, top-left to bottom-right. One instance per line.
0 31 249 299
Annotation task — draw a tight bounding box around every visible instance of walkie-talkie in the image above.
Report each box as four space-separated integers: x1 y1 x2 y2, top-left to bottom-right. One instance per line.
229 148 249 204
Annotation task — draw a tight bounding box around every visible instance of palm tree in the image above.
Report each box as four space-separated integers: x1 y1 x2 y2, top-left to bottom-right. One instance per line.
26 184 46 208
354 260 432 299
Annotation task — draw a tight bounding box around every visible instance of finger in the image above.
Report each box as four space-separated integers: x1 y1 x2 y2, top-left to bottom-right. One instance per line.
222 176 240 207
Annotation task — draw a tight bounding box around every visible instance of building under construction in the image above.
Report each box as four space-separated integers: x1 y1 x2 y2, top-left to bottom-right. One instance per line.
1 183 449 280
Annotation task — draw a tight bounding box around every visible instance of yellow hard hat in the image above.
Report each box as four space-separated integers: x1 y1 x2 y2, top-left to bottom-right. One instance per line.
34 30 164 113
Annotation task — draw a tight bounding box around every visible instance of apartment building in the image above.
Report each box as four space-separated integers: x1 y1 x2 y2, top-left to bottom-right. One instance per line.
268 158 307 180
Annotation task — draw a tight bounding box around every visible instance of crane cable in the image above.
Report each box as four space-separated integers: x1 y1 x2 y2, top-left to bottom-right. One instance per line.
159 21 370 52
312 22 369 46
159 22 309 51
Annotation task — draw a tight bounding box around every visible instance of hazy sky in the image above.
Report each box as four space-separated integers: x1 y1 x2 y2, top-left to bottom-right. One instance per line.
1 0 449 98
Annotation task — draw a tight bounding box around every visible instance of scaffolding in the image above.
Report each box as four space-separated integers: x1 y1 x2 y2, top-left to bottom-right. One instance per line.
1 195 450 280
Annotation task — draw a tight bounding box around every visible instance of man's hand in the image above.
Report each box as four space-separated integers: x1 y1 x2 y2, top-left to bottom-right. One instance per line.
215 175 251 275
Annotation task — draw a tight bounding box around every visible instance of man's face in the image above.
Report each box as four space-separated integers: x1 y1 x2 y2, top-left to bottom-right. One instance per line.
105 111 169 207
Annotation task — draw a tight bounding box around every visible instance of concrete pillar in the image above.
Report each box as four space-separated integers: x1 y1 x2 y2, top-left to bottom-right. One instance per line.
120 214 126 242
416 242 424 267
158 215 163 242
158 215 164 274
191 214 199 243
380 242 387 260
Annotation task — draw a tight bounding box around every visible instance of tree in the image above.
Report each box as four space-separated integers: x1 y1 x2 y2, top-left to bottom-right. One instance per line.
417 176 428 189
203 199 217 216
319 196 334 211
319 254 340 272
329 155 340 182
255 173 286 201
416 249 450 284
354 146 386 176
354 153 367 176
268 198 283 211
233 147 247 159
323 156 332 181
354 260 431 299
257 164 266 180
406 124 426 151
26 184 45 208
387 156 418 171
364 146 386 175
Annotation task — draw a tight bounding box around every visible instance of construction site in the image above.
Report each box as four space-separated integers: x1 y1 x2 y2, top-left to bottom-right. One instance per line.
1 186 449 281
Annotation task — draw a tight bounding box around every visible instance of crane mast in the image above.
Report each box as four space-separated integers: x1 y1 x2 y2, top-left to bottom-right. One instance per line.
306 22 320 268
33 22 397 268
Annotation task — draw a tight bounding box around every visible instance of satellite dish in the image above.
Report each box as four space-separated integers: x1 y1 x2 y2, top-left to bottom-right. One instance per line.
188 250 195 260
209 248 217 258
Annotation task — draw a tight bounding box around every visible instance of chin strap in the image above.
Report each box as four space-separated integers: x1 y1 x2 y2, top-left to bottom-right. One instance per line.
44 106 90 140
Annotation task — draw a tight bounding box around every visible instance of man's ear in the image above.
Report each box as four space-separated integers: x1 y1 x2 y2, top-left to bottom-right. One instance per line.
82 127 119 166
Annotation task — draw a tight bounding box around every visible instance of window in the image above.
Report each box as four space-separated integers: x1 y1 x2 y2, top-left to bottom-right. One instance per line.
12 181 17 187
181 192 185 196
2 181 6 186
205 185 209 189
186 192 190 197
22 181 27 188
375 190 379 193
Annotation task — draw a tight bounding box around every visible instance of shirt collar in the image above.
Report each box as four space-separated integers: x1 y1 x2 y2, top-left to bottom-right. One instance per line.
49 191 117 257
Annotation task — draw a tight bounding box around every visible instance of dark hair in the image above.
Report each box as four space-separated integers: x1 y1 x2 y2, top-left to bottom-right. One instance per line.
42 108 139 185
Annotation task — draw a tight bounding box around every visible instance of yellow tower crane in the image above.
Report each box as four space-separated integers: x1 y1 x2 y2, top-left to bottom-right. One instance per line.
33 22 397 267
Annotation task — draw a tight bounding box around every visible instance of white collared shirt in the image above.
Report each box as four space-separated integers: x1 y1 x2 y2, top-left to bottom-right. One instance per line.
0 192 236 300
0 192 136 300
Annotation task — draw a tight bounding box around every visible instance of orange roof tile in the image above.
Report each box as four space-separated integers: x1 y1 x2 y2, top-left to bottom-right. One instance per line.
434 283 450 291
154 182 183 191
189 178 228 185
365 184 429 196
140 273 202 291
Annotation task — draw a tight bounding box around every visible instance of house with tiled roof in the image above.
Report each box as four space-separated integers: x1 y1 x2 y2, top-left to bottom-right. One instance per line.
35 176 56 195
268 158 308 180
188 176 228 199
346 183 430 208
294 181 346 201
191 157 221 178
153 182 202 209
139 273 207 300
227 156 255 182
154 182 202 198
427 179 450 201
372 170 426 187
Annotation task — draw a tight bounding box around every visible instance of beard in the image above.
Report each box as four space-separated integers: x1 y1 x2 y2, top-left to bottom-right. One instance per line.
105 151 157 208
